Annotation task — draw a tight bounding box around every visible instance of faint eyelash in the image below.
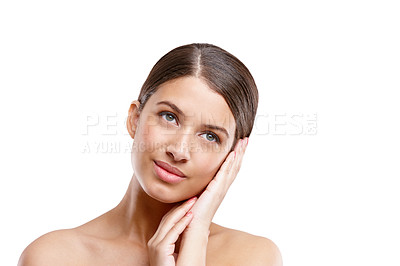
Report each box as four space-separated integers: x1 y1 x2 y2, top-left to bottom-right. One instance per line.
201 131 221 143
159 111 179 125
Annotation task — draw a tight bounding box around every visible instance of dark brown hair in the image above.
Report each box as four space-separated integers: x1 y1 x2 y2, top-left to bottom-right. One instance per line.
138 43 258 147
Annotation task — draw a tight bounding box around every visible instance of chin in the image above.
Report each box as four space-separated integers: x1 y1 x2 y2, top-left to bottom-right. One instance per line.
142 180 191 203
133 165 187 203
140 171 212 204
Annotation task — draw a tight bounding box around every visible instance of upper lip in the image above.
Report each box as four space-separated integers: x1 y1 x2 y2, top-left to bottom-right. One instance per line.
154 160 186 177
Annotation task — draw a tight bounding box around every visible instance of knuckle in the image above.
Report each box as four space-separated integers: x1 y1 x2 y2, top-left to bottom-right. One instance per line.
173 219 187 233
176 207 189 218
149 241 163 254
147 239 155 249
160 214 169 223
171 223 182 234
155 242 163 250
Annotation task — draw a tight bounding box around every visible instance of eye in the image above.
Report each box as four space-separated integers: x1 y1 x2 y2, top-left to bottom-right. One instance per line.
200 132 220 143
159 111 178 125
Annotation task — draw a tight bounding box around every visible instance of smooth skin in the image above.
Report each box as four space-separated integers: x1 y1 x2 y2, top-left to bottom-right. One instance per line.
19 77 282 265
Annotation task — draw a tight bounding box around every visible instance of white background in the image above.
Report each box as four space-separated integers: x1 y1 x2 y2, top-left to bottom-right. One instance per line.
1 1 399 265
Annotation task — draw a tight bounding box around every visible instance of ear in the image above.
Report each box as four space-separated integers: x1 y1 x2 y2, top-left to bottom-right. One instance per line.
127 100 140 138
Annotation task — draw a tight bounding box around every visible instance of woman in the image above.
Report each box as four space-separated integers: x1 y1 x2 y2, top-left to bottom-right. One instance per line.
19 43 282 265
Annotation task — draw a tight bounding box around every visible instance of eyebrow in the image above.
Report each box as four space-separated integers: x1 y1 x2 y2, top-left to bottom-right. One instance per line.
204 124 230 138
156 100 230 138
157 100 184 116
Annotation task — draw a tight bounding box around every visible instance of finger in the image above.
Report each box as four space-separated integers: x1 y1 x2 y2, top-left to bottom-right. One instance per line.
160 197 196 227
160 211 193 248
212 149 236 183
216 138 247 179
232 137 248 173
206 138 248 194
216 138 247 188
153 197 197 241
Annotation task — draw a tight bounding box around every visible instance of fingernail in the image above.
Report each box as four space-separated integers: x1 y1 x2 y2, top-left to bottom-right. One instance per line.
233 151 236 159
185 211 193 217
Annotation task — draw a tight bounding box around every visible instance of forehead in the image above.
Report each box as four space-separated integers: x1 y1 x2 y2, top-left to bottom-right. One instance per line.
145 76 235 136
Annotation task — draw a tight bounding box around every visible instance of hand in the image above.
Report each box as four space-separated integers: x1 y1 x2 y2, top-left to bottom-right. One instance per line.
186 137 249 232
147 197 197 266
174 138 249 266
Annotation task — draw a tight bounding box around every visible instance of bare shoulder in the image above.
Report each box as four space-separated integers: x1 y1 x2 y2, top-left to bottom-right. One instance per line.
18 229 85 266
209 223 283 266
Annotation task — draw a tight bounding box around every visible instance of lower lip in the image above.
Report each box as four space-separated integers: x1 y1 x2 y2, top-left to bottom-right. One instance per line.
153 162 186 184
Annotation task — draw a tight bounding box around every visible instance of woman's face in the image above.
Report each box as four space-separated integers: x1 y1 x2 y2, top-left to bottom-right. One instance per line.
129 76 236 203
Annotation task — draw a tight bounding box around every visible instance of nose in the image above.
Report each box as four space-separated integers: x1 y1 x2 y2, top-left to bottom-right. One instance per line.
166 133 191 162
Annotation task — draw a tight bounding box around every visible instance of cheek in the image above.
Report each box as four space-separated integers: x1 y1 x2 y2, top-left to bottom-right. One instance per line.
194 151 227 183
133 115 166 152
131 116 159 172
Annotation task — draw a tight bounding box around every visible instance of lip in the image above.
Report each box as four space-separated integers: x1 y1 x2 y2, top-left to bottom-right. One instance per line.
153 160 186 184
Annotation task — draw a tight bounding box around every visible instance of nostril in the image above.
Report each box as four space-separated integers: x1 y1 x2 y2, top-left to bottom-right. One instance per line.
165 138 191 162
166 151 174 159
166 145 190 162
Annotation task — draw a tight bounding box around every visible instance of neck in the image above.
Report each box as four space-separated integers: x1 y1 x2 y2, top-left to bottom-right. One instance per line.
111 174 176 245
